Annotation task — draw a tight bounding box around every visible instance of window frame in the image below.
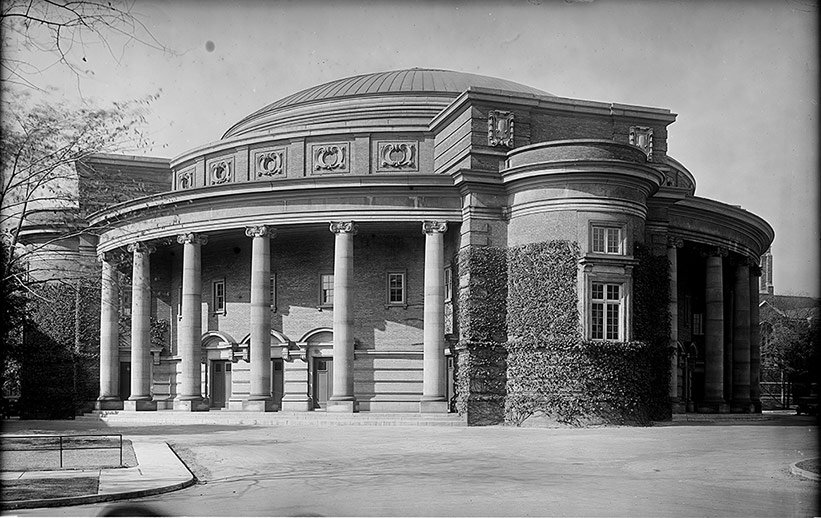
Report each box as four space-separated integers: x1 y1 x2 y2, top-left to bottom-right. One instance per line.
590 281 622 341
319 273 334 308
590 223 625 255
444 264 453 303
212 278 226 315
270 273 277 312
386 270 407 307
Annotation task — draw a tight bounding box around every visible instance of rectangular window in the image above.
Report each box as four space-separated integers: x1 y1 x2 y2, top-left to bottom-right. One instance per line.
387 271 406 305
320 274 334 306
212 279 226 314
692 313 704 335
592 226 622 254
591 282 621 340
270 273 277 311
444 265 453 303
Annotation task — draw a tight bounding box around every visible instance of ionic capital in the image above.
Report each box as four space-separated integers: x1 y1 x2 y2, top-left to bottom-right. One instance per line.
127 242 156 254
245 225 276 239
700 246 728 258
666 235 684 249
422 220 448 235
330 221 357 235
97 250 123 264
177 233 208 246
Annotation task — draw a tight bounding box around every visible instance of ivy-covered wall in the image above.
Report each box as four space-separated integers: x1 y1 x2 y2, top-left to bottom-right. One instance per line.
455 246 508 425
504 241 671 427
20 280 100 418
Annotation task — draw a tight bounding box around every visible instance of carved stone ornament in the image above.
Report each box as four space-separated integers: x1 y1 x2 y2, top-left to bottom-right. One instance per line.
210 159 233 185
329 221 357 234
422 220 448 234
245 225 276 239
700 245 729 258
488 110 514 148
127 242 156 254
177 169 194 190
98 249 126 264
666 236 684 249
378 142 416 169
255 150 284 177
314 144 348 171
629 126 654 161
176 233 209 246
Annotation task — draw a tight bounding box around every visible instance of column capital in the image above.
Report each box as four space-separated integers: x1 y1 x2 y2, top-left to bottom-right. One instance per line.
422 220 448 234
330 221 357 235
177 232 208 246
666 235 684 249
245 225 276 239
700 245 729 258
126 242 156 254
97 249 125 264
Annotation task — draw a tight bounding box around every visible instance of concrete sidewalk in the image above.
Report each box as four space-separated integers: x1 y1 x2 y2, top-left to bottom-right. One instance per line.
1 441 195 511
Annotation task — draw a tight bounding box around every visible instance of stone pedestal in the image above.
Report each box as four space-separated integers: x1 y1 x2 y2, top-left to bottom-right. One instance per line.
124 399 157 411
243 399 278 412
281 357 312 412
420 400 448 413
173 399 210 412
95 397 124 411
327 400 356 413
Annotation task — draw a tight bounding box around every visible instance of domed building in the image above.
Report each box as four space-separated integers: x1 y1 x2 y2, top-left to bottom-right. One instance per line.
86 68 773 424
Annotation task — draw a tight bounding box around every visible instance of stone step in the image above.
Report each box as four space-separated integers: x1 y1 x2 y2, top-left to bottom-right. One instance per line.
77 410 467 427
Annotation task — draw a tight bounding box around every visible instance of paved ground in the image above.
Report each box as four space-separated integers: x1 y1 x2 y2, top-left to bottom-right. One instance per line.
1 414 818 517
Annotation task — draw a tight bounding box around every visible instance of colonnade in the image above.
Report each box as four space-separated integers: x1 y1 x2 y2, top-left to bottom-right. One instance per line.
96 220 450 413
667 240 762 413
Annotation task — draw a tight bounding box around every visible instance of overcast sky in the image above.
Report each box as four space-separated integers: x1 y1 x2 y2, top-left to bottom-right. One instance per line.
7 0 819 297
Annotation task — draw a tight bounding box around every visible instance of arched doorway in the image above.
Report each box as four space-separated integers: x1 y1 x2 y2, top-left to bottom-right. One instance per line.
302 329 333 409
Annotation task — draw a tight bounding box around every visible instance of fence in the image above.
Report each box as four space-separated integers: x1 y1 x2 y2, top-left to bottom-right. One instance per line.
0 434 123 469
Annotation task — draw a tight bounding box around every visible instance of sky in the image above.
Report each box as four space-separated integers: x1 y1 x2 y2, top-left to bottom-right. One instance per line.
5 0 819 297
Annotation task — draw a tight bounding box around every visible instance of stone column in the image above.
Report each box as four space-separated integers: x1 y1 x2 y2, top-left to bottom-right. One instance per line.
124 242 157 411
732 259 753 412
750 264 762 412
97 252 123 410
667 237 683 412
174 232 209 412
244 225 276 411
328 221 356 412
421 220 448 413
700 247 729 413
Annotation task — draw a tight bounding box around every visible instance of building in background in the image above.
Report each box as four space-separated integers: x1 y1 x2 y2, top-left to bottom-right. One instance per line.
19 69 775 423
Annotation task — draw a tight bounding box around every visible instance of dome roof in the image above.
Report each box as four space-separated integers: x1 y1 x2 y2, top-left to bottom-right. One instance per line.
224 68 552 139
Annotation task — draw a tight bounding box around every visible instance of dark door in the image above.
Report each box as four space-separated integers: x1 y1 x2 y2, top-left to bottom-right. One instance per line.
271 359 284 408
119 362 131 401
210 361 231 408
312 358 333 409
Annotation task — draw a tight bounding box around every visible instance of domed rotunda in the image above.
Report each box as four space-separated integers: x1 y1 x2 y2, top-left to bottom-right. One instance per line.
87 68 773 423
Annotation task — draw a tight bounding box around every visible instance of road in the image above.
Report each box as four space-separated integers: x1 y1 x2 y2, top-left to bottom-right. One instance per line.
2 416 818 517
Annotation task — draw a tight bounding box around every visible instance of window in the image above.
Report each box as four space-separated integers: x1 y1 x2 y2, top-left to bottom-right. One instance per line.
591 282 621 340
386 271 406 306
592 225 622 255
319 274 334 306
444 265 453 303
270 273 277 311
212 279 226 314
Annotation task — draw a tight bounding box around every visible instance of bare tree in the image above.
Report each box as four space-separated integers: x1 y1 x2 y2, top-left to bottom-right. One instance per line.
1 0 167 90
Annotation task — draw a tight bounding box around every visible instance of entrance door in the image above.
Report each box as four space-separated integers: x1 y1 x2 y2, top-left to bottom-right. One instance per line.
119 362 131 401
312 358 333 409
271 359 284 408
210 361 231 408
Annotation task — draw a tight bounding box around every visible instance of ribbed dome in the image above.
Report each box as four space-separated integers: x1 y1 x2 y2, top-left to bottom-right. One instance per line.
224 68 552 139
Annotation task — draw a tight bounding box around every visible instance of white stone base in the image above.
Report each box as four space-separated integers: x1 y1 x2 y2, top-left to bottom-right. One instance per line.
327 400 357 413
173 399 210 412
280 398 312 412
95 398 124 411
420 400 448 413
243 399 278 412
124 399 157 411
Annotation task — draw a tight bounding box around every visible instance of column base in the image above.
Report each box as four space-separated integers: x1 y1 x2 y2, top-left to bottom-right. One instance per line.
95 398 124 411
420 400 448 413
242 399 278 412
696 400 730 413
752 399 762 413
227 399 246 411
280 397 312 412
731 401 755 413
173 399 210 412
124 399 157 411
671 401 688 414
327 400 357 413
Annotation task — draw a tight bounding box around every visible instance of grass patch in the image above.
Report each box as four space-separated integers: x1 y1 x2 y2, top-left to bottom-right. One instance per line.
1 439 137 471
795 458 820 474
1 476 99 501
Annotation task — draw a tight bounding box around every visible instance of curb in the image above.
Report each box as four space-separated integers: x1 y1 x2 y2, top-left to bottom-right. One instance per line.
1 443 196 511
790 460 821 481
